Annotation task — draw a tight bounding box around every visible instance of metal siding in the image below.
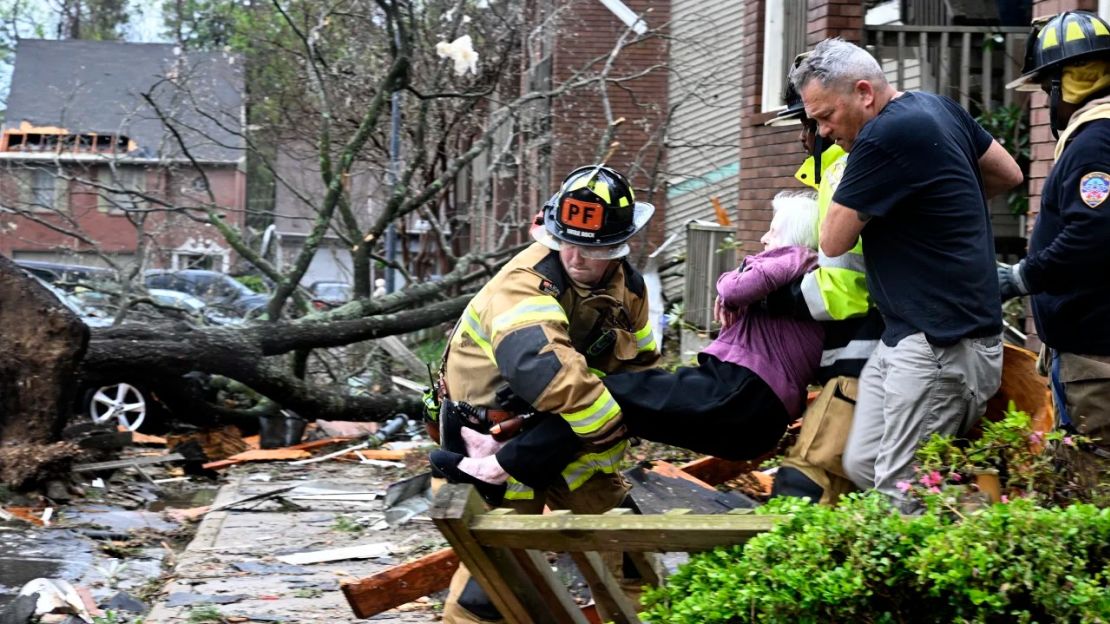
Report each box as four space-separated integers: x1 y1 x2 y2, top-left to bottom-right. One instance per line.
664 0 743 299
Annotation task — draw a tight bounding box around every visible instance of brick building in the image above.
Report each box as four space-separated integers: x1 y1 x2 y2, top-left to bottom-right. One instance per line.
0 39 246 272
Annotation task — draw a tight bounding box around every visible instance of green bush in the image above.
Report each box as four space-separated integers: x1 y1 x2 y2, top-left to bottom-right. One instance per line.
642 495 1110 623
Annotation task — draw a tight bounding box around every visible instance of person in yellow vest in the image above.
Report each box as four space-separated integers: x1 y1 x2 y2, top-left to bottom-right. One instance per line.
762 56 886 504
1001 11 1110 487
431 164 659 623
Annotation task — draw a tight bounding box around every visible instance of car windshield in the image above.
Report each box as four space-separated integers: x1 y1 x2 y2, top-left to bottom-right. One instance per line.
313 283 351 299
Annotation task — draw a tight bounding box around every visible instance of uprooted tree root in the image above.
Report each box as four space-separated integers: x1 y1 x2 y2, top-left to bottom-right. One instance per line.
0 442 81 491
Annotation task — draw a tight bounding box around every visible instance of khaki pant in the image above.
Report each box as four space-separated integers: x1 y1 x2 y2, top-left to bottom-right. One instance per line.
779 376 859 505
1056 352 1110 489
443 472 637 624
843 333 1003 513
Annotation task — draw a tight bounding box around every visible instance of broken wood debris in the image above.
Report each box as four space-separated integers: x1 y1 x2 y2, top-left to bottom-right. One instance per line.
341 547 460 618
72 453 185 473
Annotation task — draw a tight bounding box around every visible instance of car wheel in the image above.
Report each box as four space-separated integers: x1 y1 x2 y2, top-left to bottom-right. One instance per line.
86 382 148 432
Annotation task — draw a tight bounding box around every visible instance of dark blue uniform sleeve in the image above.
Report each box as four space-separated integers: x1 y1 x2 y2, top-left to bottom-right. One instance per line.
1023 129 1110 294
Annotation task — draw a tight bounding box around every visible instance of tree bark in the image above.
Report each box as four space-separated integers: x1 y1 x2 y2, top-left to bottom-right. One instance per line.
80 294 469 422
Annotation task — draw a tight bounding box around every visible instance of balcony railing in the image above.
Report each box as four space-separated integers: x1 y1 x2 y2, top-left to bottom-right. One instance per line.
863 25 1029 114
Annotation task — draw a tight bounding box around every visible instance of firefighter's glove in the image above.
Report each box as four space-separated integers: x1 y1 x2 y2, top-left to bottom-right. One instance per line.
997 262 1028 302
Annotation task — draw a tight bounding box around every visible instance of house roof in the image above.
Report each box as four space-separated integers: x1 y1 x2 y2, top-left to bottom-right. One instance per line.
4 39 245 163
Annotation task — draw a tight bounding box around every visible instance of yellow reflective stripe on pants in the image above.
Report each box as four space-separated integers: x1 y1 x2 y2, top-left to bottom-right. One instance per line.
634 324 657 353
458 305 495 361
504 478 535 500
562 440 629 491
562 387 621 436
491 295 568 339
504 439 629 499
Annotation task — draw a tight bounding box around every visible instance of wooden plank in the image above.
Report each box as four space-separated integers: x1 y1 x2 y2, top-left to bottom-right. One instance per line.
203 437 355 470
569 551 641 624
342 548 460 618
469 511 781 553
649 460 715 490
982 43 993 112
677 455 762 486
960 32 971 109
72 453 184 473
897 31 906 90
919 31 930 93
866 24 1026 34
513 549 590 624
624 552 660 588
939 31 950 98
431 484 559 624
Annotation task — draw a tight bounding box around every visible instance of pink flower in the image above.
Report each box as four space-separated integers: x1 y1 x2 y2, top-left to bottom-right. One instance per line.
919 470 944 488
1000 495 1010 503
896 480 913 493
928 486 942 494
1063 436 1075 446
1029 432 1045 445
949 472 963 483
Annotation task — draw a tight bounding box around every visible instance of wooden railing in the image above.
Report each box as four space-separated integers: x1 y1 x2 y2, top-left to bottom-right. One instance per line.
430 483 781 624
864 25 1029 113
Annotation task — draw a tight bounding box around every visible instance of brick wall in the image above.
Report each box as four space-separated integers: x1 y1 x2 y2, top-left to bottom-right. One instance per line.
550 0 670 248
0 163 247 268
736 0 864 253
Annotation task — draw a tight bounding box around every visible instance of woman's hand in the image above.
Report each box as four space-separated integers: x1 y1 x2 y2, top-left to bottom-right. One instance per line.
713 296 740 329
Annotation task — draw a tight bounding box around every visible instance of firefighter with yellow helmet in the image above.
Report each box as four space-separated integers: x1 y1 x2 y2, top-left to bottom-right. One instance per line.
431 164 659 623
1001 11 1110 484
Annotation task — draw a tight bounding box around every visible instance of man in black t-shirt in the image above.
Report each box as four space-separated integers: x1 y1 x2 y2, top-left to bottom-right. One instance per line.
791 38 1023 512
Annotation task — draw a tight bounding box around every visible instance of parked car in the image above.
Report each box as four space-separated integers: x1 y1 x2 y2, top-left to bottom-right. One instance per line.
308 280 353 310
145 269 270 319
15 259 115 289
27 276 157 430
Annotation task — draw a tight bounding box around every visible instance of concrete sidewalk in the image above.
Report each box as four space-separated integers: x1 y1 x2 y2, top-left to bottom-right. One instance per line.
146 460 446 623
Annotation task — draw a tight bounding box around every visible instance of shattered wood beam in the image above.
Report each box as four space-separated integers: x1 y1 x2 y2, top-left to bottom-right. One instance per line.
341 547 460 619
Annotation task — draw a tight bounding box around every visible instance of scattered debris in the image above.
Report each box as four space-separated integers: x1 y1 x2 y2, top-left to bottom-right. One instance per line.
16 579 93 622
383 472 433 527
71 453 185 474
276 542 393 565
341 547 460 619
165 593 248 607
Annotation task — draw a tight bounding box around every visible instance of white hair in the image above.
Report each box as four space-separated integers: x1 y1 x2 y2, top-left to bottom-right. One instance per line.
770 191 819 250
791 38 887 94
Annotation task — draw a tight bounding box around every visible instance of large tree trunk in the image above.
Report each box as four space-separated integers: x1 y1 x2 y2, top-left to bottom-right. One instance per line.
81 295 469 422
0 256 88 488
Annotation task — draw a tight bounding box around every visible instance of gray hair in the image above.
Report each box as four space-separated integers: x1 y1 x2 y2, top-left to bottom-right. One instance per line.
770 190 819 250
790 38 887 94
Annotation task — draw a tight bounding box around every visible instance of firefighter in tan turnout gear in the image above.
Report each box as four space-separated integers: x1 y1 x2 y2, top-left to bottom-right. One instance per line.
430 164 659 623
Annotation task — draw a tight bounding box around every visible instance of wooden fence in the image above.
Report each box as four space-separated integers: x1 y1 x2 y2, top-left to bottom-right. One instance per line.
430 483 782 624
864 25 1028 112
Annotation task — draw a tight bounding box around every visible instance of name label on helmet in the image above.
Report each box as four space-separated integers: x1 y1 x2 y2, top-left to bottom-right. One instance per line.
561 198 604 231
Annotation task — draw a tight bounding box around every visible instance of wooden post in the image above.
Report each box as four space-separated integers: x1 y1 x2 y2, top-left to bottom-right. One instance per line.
430 484 563 624
341 547 460 618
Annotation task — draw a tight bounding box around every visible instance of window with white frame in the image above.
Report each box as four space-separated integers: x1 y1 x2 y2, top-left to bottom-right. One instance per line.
98 166 147 214
761 0 809 112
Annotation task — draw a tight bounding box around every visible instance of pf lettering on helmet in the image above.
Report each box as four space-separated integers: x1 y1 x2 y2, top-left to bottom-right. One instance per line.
532 164 656 260
561 197 605 231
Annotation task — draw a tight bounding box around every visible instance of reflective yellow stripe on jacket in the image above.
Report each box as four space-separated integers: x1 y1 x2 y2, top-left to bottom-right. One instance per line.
504 439 630 500
491 296 568 338
634 323 657 353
